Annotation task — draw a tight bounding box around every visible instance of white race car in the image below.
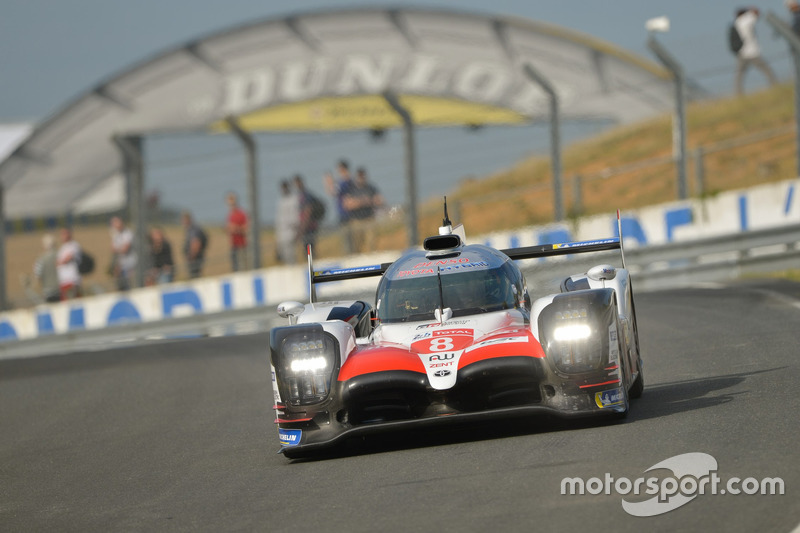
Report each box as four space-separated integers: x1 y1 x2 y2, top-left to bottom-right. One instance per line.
270 207 643 458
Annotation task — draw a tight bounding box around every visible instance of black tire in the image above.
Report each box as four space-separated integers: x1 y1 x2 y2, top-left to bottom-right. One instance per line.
629 358 644 399
627 283 644 400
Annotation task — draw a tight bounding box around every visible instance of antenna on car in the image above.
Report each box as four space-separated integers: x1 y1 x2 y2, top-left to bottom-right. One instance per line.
616 209 627 270
433 266 452 324
307 244 316 304
443 196 452 227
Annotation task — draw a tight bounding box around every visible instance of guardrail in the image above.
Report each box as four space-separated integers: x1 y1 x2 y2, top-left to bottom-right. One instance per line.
625 222 800 290
2 223 799 361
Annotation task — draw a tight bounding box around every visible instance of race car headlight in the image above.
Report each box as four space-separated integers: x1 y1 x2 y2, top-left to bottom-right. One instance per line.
552 324 591 342
538 290 615 374
270 325 339 406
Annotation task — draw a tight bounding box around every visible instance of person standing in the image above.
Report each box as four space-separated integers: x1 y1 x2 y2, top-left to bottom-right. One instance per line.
734 7 777 96
56 227 82 300
33 233 60 303
787 1 800 36
276 180 299 264
294 175 319 253
226 192 248 271
324 159 355 254
147 226 174 285
343 167 384 254
110 216 137 291
182 211 207 279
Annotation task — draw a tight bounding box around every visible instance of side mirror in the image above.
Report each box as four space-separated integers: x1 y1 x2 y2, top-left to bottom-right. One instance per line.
434 307 453 324
277 301 305 325
587 264 617 282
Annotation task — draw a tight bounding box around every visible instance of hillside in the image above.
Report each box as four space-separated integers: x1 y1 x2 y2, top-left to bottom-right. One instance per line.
358 82 796 251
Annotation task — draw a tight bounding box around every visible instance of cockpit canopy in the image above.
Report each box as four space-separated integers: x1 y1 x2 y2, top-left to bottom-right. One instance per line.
375 245 528 323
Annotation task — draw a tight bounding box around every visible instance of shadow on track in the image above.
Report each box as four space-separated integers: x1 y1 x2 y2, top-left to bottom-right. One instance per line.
288 366 785 463
626 366 785 423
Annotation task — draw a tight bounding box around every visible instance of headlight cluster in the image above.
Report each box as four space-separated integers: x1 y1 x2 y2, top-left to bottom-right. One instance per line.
539 290 615 374
271 325 339 406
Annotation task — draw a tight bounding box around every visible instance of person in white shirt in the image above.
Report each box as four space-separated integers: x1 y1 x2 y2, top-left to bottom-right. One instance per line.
734 7 777 95
110 216 137 291
56 227 82 300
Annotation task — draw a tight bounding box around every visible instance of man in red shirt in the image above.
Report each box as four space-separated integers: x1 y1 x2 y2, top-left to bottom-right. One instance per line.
226 192 248 271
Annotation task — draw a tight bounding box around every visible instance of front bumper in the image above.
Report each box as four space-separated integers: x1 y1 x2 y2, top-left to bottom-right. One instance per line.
275 356 625 457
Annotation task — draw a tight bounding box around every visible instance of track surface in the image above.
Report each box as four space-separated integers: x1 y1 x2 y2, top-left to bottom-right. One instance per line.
2 280 800 532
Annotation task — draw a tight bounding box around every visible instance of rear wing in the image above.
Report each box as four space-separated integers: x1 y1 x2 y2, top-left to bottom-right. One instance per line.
500 237 621 261
308 226 626 303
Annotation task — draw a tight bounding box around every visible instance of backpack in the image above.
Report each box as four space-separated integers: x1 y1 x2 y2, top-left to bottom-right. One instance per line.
306 193 326 222
77 250 95 274
197 227 208 252
728 24 743 54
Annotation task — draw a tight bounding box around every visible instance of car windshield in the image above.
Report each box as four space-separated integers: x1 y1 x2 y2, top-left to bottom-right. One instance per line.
376 263 518 323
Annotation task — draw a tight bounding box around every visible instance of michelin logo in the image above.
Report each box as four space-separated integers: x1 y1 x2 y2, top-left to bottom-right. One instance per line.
595 388 624 408
278 428 302 447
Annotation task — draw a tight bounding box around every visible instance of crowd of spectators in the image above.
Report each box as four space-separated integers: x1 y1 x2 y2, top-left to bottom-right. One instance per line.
273 160 384 264
29 157 383 301
31 214 208 301
322 159 384 257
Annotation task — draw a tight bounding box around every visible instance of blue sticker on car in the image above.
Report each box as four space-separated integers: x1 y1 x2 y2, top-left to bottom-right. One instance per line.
595 387 624 408
278 428 302 447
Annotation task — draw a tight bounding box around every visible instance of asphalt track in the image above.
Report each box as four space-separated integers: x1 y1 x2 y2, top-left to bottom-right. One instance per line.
2 279 800 532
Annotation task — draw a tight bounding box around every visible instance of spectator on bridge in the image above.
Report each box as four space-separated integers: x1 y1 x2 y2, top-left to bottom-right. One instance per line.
110 216 137 291
226 192 248 272
734 7 777 95
33 233 60 303
276 179 299 264
787 1 800 36
182 211 207 279
324 159 355 254
343 167 384 254
146 226 174 285
56 227 82 300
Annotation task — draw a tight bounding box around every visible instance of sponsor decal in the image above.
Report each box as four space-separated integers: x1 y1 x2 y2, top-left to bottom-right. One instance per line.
553 238 618 250
397 268 435 277
429 353 455 361
315 264 383 276
416 320 471 329
433 369 451 377
412 332 433 341
595 388 624 408
608 323 619 363
398 261 490 276
413 259 471 268
278 428 302 447
413 334 473 354
271 369 282 404
433 328 473 337
465 336 529 351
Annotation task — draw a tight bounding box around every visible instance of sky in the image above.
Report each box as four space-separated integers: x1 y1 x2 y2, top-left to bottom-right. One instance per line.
0 0 795 223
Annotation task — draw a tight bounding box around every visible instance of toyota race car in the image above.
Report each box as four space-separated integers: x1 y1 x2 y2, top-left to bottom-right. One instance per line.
270 207 643 458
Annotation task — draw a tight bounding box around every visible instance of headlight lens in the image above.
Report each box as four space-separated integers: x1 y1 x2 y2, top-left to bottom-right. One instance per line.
538 290 616 374
552 324 591 342
271 325 339 406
